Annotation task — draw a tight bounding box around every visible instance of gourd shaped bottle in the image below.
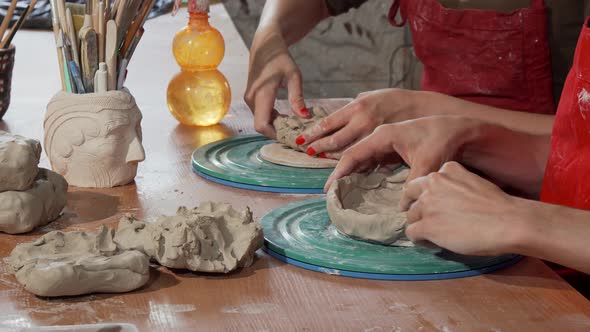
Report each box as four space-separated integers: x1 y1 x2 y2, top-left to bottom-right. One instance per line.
167 0 231 126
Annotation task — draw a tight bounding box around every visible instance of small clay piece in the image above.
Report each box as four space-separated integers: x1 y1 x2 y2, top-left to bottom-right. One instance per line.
0 168 68 234
0 130 41 192
115 202 263 273
273 106 328 152
6 226 150 297
326 168 414 246
259 143 338 168
44 89 145 188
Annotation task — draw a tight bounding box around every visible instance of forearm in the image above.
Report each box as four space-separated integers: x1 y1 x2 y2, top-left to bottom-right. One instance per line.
257 0 330 46
410 91 555 135
509 198 590 274
459 121 551 197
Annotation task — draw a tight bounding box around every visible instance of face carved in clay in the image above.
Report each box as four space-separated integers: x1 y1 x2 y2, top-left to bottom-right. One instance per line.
44 90 145 188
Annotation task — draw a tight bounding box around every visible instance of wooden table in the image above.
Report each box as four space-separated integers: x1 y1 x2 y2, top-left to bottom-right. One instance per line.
1 5 590 332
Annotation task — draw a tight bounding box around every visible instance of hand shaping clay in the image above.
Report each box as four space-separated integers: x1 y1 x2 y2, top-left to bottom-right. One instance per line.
0 130 41 191
114 202 263 273
6 226 150 297
259 143 338 168
326 168 414 246
0 168 68 234
273 106 328 152
44 89 145 188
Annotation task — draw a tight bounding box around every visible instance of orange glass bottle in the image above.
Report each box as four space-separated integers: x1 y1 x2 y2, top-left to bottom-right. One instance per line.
167 0 231 126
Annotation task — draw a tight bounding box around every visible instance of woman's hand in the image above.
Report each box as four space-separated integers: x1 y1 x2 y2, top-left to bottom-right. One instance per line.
324 116 481 191
244 27 309 138
298 89 418 158
401 161 519 256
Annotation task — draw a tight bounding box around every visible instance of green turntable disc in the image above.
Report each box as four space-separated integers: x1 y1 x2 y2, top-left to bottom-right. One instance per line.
191 135 333 193
261 198 521 280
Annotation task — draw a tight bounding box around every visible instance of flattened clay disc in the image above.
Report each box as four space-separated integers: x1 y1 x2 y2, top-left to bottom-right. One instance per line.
191 135 333 193
259 143 338 169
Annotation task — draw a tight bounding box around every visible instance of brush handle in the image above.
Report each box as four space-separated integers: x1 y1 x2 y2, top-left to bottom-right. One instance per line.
68 61 86 93
105 20 118 90
0 0 19 41
80 27 98 92
65 8 80 67
98 1 105 62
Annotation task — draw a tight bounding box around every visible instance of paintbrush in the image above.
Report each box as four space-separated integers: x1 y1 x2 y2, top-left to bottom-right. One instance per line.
121 0 154 56
79 17 98 92
62 30 85 93
58 30 74 93
104 0 111 23
97 1 105 62
56 0 67 35
1 0 37 49
49 0 67 90
114 0 140 49
105 19 117 90
124 26 142 61
110 0 121 20
65 8 80 67
0 0 18 42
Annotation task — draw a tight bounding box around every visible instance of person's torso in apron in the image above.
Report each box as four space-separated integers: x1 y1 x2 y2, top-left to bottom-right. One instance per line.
388 0 556 114
542 18 590 208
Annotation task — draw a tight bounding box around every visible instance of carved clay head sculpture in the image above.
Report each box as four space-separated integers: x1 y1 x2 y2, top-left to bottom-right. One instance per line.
44 90 145 188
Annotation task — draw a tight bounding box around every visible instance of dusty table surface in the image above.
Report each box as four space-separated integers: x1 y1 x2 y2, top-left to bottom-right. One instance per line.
1 4 590 332
1 98 590 331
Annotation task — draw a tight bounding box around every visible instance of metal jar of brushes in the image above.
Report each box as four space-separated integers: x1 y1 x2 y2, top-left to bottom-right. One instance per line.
43 0 153 187
0 0 37 119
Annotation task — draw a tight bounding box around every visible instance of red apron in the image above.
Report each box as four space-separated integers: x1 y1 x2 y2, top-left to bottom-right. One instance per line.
388 0 555 114
541 18 590 209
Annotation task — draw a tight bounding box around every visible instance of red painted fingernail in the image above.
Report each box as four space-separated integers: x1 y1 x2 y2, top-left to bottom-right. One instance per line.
300 107 310 117
306 147 316 156
318 152 327 158
295 135 305 145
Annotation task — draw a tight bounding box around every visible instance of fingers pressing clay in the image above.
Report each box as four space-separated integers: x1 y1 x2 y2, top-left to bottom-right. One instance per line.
273 106 329 152
399 176 428 212
252 83 280 138
307 122 360 155
286 69 308 118
326 167 414 247
6 226 150 297
0 130 41 192
300 110 349 144
259 143 338 168
114 202 264 273
263 106 338 168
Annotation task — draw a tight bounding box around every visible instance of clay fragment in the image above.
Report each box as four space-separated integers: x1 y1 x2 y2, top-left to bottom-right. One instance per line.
0 168 68 234
0 130 41 192
326 168 414 246
114 202 264 273
6 226 150 297
273 106 328 152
